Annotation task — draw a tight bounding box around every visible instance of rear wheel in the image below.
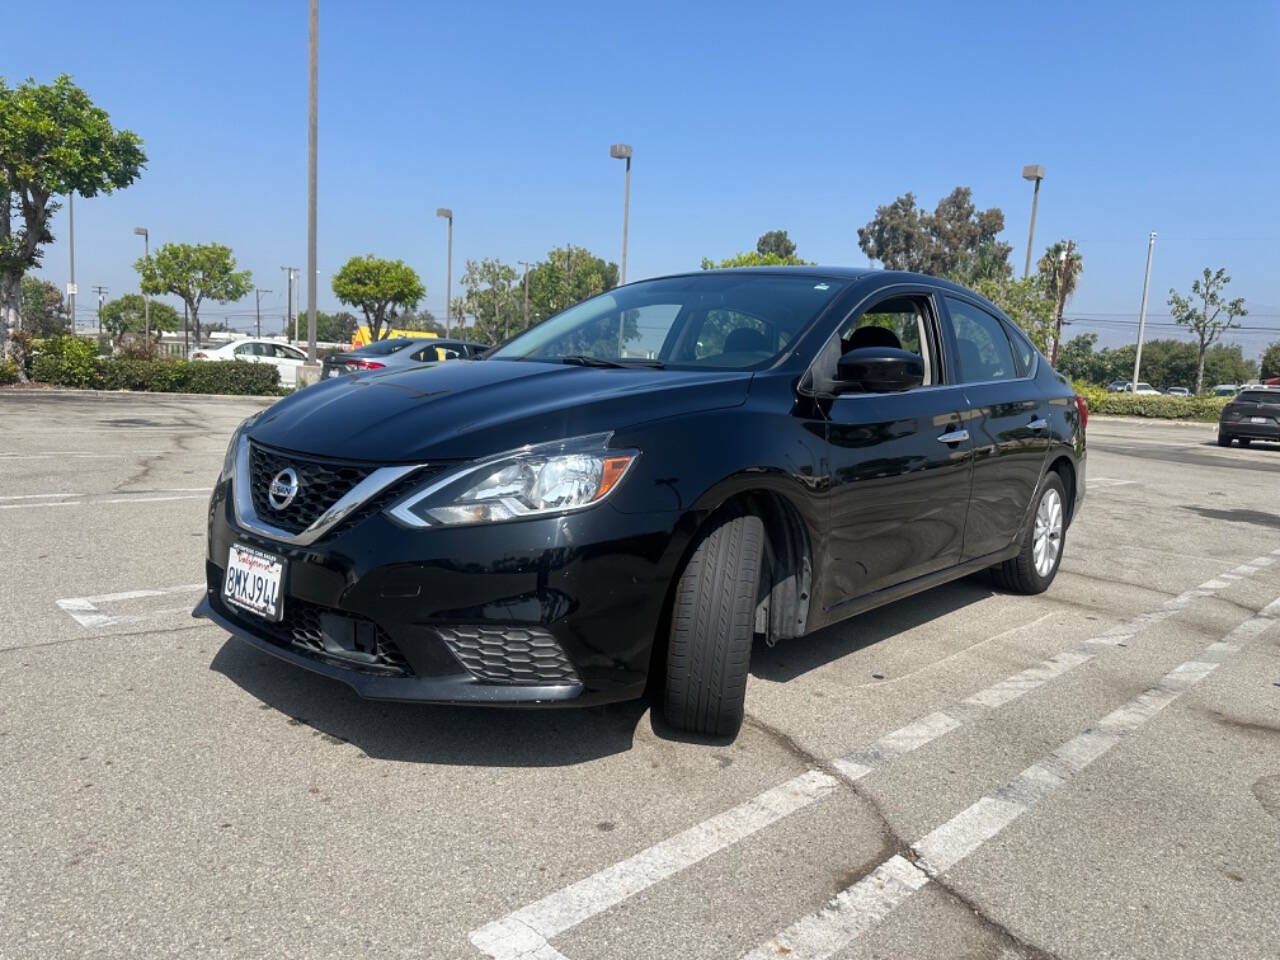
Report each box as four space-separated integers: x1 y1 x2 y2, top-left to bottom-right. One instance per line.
664 513 764 737
992 473 1066 595
1217 432 1233 447
1239 437 1252 447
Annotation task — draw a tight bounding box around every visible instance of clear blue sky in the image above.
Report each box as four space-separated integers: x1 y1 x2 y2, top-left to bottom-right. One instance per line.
11 0 1280 354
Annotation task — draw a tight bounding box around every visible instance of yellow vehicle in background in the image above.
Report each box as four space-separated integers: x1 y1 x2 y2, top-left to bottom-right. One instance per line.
350 326 438 348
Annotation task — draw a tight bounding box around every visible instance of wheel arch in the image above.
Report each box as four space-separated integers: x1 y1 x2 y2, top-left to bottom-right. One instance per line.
1047 453 1077 527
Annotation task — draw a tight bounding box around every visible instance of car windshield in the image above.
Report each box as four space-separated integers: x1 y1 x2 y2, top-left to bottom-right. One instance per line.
488 273 847 370
353 338 419 357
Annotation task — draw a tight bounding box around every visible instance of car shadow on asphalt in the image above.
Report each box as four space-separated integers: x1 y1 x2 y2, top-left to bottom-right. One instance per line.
750 576 995 683
209 639 649 766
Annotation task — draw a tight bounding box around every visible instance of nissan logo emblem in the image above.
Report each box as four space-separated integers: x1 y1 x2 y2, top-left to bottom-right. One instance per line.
268 467 300 510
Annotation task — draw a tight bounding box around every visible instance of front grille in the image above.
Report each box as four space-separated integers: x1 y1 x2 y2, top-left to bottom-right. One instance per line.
248 443 374 535
224 592 412 676
437 625 580 685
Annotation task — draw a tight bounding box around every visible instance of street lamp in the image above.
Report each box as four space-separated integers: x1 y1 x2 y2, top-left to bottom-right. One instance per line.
436 208 453 339
609 144 632 285
1021 164 1045 278
1132 232 1157 390
132 227 150 340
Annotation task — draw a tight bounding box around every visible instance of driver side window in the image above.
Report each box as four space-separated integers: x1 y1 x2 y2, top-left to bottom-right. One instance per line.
836 295 935 387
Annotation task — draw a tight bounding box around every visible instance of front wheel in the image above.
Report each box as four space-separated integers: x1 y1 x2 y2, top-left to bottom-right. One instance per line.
992 473 1067 595
664 513 764 737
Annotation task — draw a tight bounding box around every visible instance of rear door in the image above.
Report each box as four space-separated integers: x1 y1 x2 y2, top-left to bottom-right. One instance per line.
816 289 975 604
939 295 1051 560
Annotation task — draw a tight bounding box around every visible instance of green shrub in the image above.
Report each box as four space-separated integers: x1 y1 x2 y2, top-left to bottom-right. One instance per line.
30 349 281 395
30 335 100 387
1087 392 1229 422
0 357 19 385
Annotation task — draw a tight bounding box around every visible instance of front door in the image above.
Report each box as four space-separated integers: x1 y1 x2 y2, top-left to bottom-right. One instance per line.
816 291 974 608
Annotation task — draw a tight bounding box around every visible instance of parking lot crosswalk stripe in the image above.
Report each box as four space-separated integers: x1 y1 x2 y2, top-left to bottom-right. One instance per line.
469 769 838 959
56 583 208 629
742 595 1280 960
833 712 960 781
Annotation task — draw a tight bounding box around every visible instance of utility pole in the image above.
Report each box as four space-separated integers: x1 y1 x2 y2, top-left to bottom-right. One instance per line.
67 193 77 330
1021 165 1045 278
1050 239 1075 366
1131 232 1157 390
517 260 530 332
280 267 297 340
305 0 319 365
133 227 150 340
92 285 108 338
254 289 273 339
610 144 633 284
436 208 453 339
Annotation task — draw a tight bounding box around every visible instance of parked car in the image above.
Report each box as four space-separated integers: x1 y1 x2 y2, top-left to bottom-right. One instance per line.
1164 386 1190 397
1212 384 1240 396
196 267 1086 737
321 337 491 379
191 339 307 386
1127 381 1161 395
1106 380 1130 393
1218 386 1280 447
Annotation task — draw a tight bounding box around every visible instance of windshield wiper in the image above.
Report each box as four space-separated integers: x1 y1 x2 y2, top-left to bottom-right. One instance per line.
559 355 664 368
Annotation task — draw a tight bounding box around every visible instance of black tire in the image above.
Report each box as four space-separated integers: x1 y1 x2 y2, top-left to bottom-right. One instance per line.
1239 437 1252 447
992 472 1067 595
664 513 764 737
1217 432 1233 447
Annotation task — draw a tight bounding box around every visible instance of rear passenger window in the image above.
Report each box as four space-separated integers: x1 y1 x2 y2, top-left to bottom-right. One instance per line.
943 298 1016 383
1002 321 1036 376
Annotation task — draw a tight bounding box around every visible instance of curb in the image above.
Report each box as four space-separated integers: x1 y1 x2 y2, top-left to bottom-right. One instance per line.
0 386 280 405
1091 414 1215 428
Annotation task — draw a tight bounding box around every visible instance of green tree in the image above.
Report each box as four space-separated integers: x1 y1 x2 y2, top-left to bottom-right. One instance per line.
700 250 810 269
312 309 359 344
135 242 251 350
975 275 1056 352
20 275 70 336
1167 267 1248 394
0 75 145 374
100 293 179 346
394 307 444 335
857 186 1010 280
1037 241 1084 305
331 254 425 342
525 245 619 327
1261 341 1280 381
756 230 797 259
1054 333 1100 383
461 257 520 343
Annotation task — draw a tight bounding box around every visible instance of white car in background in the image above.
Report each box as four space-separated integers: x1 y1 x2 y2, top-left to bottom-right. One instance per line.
1127 381 1161 395
191 339 308 386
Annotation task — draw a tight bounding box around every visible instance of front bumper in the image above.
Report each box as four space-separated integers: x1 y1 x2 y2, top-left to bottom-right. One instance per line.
195 476 682 707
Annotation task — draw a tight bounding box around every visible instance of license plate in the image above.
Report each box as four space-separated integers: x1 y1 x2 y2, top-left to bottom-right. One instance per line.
1251 416 1267 424
223 544 285 621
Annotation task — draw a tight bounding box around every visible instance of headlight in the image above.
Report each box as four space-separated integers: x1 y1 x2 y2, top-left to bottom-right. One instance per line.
387 433 637 527
220 412 263 482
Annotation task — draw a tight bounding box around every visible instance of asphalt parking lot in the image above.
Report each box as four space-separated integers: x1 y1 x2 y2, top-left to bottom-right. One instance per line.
3 390 1279 960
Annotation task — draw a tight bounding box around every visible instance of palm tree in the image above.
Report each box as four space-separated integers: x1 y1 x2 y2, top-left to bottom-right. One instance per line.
1037 241 1084 305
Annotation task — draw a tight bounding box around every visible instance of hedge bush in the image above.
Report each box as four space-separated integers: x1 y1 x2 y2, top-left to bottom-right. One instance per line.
1077 384 1230 422
29 337 280 395
0 358 19 385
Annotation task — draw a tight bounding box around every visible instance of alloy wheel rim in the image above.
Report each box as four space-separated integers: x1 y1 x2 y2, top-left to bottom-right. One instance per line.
1032 487 1063 578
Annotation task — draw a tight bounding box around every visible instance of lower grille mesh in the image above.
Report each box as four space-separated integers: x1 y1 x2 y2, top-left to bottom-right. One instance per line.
437 625 579 685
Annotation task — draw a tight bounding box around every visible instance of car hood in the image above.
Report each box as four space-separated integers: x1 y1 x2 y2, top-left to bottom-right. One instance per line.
249 360 753 461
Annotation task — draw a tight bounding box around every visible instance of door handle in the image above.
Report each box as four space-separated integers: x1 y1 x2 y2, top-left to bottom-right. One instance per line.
937 429 969 445
1028 418 1048 431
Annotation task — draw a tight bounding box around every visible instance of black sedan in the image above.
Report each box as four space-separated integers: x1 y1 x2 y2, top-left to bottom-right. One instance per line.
196 267 1086 737
1218 386 1280 446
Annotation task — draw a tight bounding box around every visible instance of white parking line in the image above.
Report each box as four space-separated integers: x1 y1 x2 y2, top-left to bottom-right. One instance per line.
1088 477 1136 487
744 596 1280 960
56 583 206 629
467 550 1280 959
0 492 85 500
1 489 209 510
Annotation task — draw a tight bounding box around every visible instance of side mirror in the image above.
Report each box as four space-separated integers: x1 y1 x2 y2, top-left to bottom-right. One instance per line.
835 346 925 393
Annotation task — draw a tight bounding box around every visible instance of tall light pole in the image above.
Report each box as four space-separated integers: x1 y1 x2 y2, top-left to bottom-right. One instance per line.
1021 164 1045 278
305 0 319 365
67 193 77 329
254 289 272 338
436 208 453 338
133 227 150 340
280 266 297 340
610 144 632 284
517 260 530 332
1132 232 1157 390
